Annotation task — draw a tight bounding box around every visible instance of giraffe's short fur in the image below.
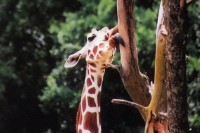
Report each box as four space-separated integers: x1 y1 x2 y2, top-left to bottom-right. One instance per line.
64 27 118 133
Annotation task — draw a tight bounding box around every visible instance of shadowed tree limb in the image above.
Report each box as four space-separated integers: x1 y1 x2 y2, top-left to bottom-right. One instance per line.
112 99 146 112
115 0 151 120
112 0 169 132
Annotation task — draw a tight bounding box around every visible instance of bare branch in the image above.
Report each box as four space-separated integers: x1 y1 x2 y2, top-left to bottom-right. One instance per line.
112 99 146 111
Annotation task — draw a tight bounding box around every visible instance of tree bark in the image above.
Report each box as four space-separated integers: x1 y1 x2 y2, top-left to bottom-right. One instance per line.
166 0 189 132
113 0 188 132
116 0 151 108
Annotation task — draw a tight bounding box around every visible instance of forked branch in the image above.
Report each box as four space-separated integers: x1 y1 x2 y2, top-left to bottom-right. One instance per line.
112 0 168 132
114 0 151 120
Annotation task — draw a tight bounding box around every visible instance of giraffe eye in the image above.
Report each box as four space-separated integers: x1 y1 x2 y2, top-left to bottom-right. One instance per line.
88 35 96 42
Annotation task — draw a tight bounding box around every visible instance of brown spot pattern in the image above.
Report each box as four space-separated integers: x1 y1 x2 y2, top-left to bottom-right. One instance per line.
88 87 96 94
84 112 98 133
88 97 96 107
89 63 96 68
104 35 108 41
88 50 91 55
89 54 94 59
87 78 92 87
97 76 102 87
93 46 98 54
97 92 101 107
82 96 86 112
109 38 115 48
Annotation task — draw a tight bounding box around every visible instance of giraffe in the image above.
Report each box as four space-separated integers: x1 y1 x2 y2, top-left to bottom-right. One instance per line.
64 27 121 133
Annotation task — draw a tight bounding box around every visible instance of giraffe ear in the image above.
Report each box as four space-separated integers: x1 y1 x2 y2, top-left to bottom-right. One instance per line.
64 53 82 68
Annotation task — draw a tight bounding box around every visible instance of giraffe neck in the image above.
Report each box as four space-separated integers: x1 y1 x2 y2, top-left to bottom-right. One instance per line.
76 63 105 133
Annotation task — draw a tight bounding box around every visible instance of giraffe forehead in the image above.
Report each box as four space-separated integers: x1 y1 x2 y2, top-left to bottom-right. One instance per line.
87 29 108 42
86 27 110 50
87 41 108 54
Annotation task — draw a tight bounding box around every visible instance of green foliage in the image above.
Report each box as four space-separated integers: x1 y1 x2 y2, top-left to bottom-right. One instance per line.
39 66 81 113
135 6 158 77
189 114 200 127
187 2 200 132
0 0 81 132
187 57 200 74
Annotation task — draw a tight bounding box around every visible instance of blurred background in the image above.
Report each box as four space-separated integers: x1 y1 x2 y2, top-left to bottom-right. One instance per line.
0 0 199 133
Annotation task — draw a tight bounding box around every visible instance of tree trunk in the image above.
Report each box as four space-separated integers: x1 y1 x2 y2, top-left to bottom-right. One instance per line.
166 0 189 132
112 0 188 132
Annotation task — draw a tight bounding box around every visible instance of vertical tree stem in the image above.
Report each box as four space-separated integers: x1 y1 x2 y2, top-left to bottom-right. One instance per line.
166 0 188 132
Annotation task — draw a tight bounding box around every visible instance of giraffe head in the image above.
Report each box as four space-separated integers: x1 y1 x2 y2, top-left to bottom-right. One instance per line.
64 27 118 68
